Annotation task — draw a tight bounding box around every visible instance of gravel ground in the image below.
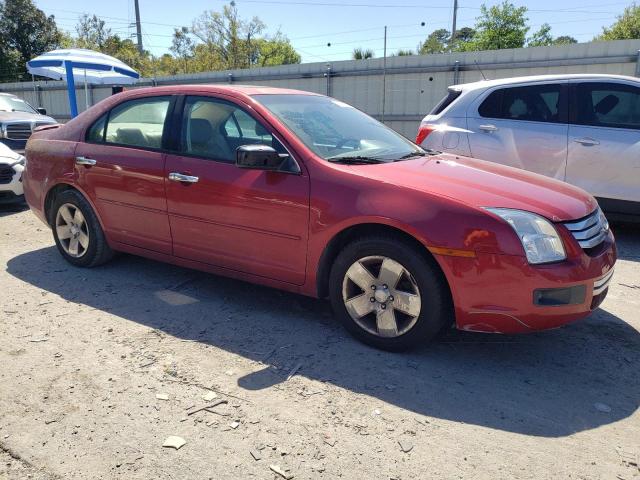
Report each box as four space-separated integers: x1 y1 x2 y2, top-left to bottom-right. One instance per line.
1 205 639 480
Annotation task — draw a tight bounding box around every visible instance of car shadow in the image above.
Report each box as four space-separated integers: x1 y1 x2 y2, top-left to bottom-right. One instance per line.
611 221 640 263
6 246 639 438
0 203 28 217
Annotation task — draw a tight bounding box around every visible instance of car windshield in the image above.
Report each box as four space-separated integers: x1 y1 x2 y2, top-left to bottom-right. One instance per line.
253 94 424 162
0 95 37 114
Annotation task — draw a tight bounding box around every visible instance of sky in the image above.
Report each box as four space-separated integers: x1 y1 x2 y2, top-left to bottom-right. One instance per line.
34 0 636 64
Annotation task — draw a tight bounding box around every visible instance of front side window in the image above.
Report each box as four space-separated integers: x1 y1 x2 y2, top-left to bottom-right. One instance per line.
479 84 564 123
102 96 171 149
181 96 283 163
86 113 107 143
253 94 422 162
573 82 640 130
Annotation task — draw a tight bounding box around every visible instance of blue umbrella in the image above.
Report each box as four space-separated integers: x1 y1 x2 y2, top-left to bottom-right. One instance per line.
27 48 140 118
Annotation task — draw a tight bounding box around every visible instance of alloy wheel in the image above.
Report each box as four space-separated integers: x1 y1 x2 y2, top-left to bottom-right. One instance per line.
55 203 90 258
341 255 422 338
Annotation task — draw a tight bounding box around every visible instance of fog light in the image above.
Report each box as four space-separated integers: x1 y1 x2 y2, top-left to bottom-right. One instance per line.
533 285 586 306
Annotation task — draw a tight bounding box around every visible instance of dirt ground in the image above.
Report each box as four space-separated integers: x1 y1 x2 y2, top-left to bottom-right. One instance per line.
0 205 638 480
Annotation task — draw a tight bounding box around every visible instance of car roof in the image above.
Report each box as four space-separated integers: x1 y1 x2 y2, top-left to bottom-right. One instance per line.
452 74 640 91
122 84 322 98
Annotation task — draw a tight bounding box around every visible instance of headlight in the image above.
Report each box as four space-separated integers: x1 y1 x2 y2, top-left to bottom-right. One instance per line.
486 208 566 264
10 155 25 167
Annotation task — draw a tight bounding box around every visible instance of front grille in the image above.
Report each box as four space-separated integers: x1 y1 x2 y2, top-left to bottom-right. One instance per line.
4 122 33 140
563 208 609 250
0 165 14 184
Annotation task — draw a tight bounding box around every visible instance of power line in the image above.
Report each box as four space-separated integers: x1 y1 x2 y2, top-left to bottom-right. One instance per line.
41 2 633 28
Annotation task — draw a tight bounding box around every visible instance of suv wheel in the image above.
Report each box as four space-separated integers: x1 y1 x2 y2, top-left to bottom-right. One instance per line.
329 235 452 351
51 190 114 267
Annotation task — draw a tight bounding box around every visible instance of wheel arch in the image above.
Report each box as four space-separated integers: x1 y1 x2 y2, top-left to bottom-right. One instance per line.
315 222 451 302
43 182 106 232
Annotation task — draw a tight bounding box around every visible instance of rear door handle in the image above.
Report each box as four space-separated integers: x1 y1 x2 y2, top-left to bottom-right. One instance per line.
168 172 199 183
479 124 498 132
75 156 96 166
574 137 600 146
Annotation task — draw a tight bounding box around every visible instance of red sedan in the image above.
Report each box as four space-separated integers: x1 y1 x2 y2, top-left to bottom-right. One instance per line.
23 86 616 350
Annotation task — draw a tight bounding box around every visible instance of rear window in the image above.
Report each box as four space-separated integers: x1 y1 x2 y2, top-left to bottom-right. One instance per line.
429 89 462 115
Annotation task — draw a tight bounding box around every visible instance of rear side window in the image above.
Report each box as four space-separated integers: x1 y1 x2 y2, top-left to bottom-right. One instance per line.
572 82 640 130
430 89 462 115
479 84 564 123
86 96 172 149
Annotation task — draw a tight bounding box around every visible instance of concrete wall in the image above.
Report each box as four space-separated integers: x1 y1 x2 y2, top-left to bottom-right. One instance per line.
2 39 639 139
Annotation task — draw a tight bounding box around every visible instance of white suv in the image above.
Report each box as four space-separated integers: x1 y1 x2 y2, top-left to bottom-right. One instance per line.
0 142 25 205
417 74 640 220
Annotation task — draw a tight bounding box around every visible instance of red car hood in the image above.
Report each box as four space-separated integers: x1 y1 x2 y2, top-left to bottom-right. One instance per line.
359 154 597 222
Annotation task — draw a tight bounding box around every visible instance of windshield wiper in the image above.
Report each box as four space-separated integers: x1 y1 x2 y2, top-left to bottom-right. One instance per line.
396 149 441 161
327 156 384 165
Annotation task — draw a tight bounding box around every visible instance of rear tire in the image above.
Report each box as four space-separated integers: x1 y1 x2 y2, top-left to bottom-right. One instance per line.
51 189 114 267
329 235 452 351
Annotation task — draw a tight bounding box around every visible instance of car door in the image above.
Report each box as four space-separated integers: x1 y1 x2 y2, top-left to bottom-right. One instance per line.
74 95 174 254
466 82 569 180
164 95 310 285
567 80 640 208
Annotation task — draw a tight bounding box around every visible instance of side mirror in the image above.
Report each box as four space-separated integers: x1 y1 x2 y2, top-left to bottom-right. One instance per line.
36 107 47 115
236 144 287 171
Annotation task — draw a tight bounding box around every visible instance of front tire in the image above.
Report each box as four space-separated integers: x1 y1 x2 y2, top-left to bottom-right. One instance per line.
329 235 452 351
51 190 114 267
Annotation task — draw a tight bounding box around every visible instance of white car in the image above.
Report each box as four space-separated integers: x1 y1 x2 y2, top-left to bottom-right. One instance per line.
0 142 26 205
417 74 640 220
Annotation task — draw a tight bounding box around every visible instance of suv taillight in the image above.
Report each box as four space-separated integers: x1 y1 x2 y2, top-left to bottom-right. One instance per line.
416 124 436 145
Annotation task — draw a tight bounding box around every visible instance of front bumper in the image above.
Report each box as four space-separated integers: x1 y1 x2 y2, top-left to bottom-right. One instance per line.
436 230 617 334
0 163 24 200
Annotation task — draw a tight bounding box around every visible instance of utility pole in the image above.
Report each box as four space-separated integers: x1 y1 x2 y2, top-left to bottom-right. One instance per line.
134 0 143 54
381 25 387 124
450 0 458 50
247 32 252 68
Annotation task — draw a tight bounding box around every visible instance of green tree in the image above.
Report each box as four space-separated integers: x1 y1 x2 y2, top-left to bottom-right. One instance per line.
254 33 301 66
76 14 111 50
598 4 640 40
528 24 579 47
464 1 529 51
553 35 577 45
527 23 553 47
352 47 374 59
0 0 62 81
419 28 450 54
453 27 476 44
394 49 414 56
191 3 265 70
171 27 195 73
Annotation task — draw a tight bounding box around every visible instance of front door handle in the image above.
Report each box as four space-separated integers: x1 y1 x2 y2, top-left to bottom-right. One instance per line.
75 156 96 166
574 137 600 146
168 172 199 183
479 124 498 132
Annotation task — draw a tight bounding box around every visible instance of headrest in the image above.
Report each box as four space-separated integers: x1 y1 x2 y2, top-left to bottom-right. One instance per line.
190 118 213 145
254 122 269 137
594 95 619 115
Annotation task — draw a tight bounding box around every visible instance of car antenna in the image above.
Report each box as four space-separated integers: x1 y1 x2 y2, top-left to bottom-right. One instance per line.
474 60 487 80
